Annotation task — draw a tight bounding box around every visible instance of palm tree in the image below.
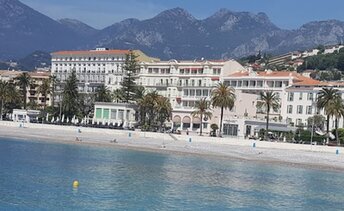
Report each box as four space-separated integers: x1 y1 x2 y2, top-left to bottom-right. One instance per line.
112 89 124 103
324 97 344 146
317 87 341 141
38 78 51 110
16 72 31 109
155 96 172 130
95 85 112 102
0 81 20 120
0 80 9 120
62 71 79 118
191 98 212 136
145 91 159 129
137 91 161 130
211 82 236 136
256 91 280 140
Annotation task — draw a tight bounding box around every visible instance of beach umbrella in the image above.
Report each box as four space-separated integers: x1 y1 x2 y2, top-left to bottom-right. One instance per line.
56 117 60 122
46 113 49 122
92 118 95 124
66 117 70 123
51 117 55 123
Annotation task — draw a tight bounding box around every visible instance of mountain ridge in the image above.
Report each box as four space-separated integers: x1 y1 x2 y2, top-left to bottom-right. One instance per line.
1 1 344 60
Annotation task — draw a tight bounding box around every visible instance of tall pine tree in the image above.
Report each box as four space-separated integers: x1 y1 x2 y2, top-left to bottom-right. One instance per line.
121 50 139 103
62 70 79 118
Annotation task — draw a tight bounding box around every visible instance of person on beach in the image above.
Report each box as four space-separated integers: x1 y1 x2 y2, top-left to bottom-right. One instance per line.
75 137 81 142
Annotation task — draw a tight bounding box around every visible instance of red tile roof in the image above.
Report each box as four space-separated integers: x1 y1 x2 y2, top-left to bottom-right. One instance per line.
51 49 130 55
227 70 321 86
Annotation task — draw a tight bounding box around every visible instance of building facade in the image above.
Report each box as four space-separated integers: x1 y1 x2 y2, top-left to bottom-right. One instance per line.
137 59 246 133
93 102 137 128
51 48 159 105
283 81 344 130
0 70 52 109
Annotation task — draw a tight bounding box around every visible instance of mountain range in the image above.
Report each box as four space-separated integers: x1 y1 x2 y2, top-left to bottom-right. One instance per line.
1 0 344 61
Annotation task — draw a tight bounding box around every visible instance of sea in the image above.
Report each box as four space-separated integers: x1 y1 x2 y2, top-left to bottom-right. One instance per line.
0 137 343 210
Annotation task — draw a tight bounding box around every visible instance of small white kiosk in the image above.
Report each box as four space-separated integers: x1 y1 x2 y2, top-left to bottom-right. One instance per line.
12 109 41 123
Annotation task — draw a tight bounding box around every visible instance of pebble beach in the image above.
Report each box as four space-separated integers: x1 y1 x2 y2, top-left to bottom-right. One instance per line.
0 121 343 171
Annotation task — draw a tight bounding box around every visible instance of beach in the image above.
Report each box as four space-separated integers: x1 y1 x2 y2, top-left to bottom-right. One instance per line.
0 121 343 171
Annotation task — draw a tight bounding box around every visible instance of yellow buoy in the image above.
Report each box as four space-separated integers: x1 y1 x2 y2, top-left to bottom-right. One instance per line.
73 180 79 188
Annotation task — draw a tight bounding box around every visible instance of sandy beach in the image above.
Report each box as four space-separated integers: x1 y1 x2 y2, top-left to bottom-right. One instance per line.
0 121 343 171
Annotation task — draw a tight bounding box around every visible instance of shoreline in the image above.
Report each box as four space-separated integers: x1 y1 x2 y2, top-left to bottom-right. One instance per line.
0 121 344 172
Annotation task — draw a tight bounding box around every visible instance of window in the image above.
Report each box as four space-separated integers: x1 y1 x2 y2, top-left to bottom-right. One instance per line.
275 81 282 87
183 89 189 96
103 109 109 119
288 92 294 101
267 81 274 87
287 105 293 114
230 81 237 87
299 92 303 100
189 101 195 107
306 106 312 115
118 110 124 120
297 105 303 114
257 81 263 87
223 124 238 136
307 93 314 101
190 89 195 96
196 90 202 96
296 119 303 126
203 90 209 96
95 108 102 118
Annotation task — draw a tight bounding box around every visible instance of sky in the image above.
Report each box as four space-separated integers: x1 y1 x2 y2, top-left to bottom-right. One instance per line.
21 0 344 30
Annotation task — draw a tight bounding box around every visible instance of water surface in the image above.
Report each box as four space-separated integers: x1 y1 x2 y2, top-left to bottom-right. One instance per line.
0 137 343 210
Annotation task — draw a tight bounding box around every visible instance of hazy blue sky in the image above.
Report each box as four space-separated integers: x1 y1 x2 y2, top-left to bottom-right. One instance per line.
21 0 344 29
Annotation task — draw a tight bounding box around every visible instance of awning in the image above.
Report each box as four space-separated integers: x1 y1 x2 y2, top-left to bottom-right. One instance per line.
172 115 181 123
255 125 296 132
192 117 201 124
182 116 191 124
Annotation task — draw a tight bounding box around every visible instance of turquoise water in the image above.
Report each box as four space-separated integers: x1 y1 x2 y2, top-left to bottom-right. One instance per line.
0 138 343 210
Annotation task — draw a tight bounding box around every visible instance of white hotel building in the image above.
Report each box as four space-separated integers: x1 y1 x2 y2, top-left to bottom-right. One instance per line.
51 48 158 104
220 69 344 137
50 48 344 137
284 81 344 130
137 59 246 132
